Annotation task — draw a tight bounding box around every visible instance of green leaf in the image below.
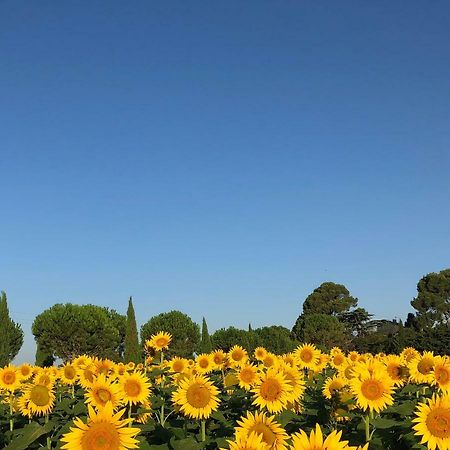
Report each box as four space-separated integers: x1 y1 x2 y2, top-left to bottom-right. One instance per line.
171 437 202 450
4 421 54 450
371 417 400 429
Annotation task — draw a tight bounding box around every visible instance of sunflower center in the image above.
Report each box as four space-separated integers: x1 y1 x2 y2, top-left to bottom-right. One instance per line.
173 361 184 372
84 369 95 383
186 383 211 408
334 355 344 366
435 368 450 384
81 422 120 450
300 351 313 363
418 359 434 375
240 368 255 383
263 356 275 367
30 385 51 406
388 365 401 379
97 388 113 404
21 367 31 376
156 338 167 347
261 378 282 401
250 423 276 445
124 380 141 397
329 381 342 395
361 380 383 400
199 359 209 369
426 407 450 439
232 351 244 361
65 367 76 379
3 372 16 385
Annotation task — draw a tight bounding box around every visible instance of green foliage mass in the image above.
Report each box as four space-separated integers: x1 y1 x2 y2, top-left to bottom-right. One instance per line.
252 326 297 354
124 297 141 363
32 303 126 361
211 327 251 352
140 310 200 358
0 291 24 367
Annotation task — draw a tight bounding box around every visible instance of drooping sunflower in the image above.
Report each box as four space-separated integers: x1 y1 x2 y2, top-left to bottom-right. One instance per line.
322 376 346 400
409 352 436 385
228 345 248 368
225 432 267 450
147 331 172 351
235 410 288 450
61 402 140 450
251 368 293 414
432 356 450 394
413 393 450 450
172 374 220 419
237 363 259 390
60 363 78 385
295 344 320 370
289 423 351 450
20 383 56 417
119 371 151 406
85 374 122 410
0 365 20 391
196 354 215 374
349 367 395 413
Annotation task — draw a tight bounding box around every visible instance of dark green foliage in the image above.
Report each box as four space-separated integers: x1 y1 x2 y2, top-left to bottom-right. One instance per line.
0 291 24 367
35 341 54 367
124 296 140 363
140 310 200 358
303 282 358 316
338 307 372 337
291 313 348 350
411 268 450 328
211 327 251 351
252 326 297 354
199 317 213 354
32 303 126 361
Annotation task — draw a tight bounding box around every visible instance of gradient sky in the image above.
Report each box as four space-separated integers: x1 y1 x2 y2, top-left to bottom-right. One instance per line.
1 1 449 364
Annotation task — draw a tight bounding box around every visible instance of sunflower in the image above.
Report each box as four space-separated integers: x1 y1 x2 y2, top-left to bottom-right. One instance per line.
262 353 278 369
330 349 346 369
196 354 214 374
18 363 33 381
212 350 227 369
60 363 78 385
350 367 394 413
281 365 305 403
295 344 320 370
168 357 189 374
323 376 346 400
413 393 450 450
251 368 293 414
290 423 351 450
228 345 248 368
433 357 450 393
119 372 151 405
20 383 56 417
172 374 220 419
136 398 152 424
409 352 436 385
86 374 122 410
254 347 268 361
348 351 360 362
384 355 408 387
282 353 296 368
235 410 288 450
147 331 172 351
78 364 97 389
225 432 267 450
0 365 21 391
401 346 420 363
237 363 259 390
61 402 140 450
94 358 115 376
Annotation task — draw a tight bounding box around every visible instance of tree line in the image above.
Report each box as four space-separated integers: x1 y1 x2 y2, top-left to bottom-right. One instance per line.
0 268 449 366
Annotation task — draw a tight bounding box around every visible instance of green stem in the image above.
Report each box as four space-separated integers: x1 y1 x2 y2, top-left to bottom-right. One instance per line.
160 403 165 427
9 394 14 433
364 413 371 443
160 351 164 365
201 420 206 442
46 414 51 449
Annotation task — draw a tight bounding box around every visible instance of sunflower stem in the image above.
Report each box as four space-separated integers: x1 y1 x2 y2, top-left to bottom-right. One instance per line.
364 413 371 442
45 414 51 449
201 420 206 442
160 351 164 365
9 393 14 432
160 403 165 427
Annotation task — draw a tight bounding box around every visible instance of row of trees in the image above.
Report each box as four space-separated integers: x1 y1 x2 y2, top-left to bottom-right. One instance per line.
0 268 449 366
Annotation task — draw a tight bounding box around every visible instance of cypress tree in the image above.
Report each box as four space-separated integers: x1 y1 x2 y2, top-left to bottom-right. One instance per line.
0 291 24 367
199 317 212 353
124 296 140 363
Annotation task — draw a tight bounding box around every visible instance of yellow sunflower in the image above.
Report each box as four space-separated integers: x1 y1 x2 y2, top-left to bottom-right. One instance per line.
413 393 450 450
384 354 408 387
212 350 227 369
225 432 267 450
196 353 215 374
78 364 97 389
330 349 346 369
18 363 33 381
254 347 268 361
228 345 248 368
409 352 436 385
295 344 320 370
262 353 278 369
290 423 351 450
237 363 259 390
350 367 394 413
168 357 189 374
401 346 420 363
433 356 450 394
322 376 346 400
172 374 220 419
20 383 56 417
85 374 122 410
0 365 20 391
251 368 293 414
60 363 78 385
235 410 288 450
281 365 305 403
119 371 151 406
61 402 140 450
147 331 172 351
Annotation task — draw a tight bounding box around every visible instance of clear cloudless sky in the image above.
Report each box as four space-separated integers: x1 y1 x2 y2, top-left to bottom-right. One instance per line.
1 0 449 363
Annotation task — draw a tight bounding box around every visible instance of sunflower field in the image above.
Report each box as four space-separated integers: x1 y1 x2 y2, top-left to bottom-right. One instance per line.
0 332 449 450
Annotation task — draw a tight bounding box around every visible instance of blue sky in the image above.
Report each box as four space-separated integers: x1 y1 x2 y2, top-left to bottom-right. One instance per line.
1 1 449 363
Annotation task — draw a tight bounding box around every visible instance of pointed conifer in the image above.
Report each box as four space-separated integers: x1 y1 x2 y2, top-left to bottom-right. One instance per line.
199 317 212 353
124 296 140 363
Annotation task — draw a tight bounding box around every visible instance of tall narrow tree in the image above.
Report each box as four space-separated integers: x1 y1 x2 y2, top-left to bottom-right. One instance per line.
199 317 213 353
0 291 24 367
124 296 140 363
